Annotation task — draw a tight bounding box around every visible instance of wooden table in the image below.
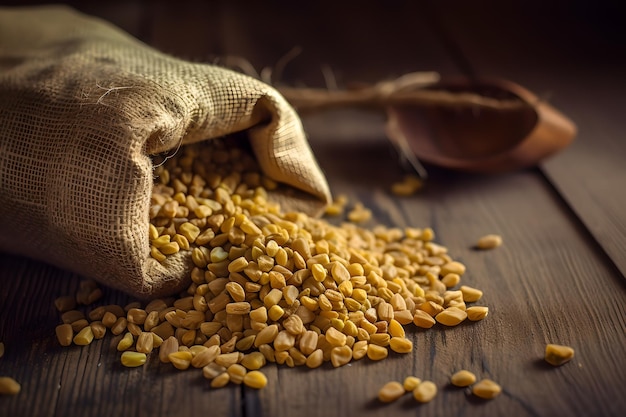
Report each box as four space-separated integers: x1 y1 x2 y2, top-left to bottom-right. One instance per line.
1 1 625 416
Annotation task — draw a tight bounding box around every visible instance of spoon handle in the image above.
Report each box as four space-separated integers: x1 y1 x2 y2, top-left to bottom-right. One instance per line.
278 82 527 114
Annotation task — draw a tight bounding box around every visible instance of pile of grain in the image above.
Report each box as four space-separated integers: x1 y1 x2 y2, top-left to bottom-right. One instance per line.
54 137 488 390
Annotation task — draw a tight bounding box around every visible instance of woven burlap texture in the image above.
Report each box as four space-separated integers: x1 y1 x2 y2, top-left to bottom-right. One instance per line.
0 6 331 298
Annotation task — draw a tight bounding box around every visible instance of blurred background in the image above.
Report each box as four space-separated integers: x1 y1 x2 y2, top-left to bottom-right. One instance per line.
1 0 623 89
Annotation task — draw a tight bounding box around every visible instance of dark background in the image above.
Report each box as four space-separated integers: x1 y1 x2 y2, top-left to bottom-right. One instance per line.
1 0 624 87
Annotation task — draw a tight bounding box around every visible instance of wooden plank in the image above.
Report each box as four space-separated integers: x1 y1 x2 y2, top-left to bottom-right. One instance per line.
426 0 626 278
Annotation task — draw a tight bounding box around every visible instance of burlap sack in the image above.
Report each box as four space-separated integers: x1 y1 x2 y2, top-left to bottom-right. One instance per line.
0 6 331 298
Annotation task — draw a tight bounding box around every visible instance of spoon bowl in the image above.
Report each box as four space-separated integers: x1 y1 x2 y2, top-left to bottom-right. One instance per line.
278 75 576 174
386 78 576 173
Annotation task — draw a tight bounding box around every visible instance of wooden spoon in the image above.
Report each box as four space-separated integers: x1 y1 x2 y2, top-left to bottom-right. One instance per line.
278 74 576 174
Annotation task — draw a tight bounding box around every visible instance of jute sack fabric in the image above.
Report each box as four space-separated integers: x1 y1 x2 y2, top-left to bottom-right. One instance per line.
0 6 331 298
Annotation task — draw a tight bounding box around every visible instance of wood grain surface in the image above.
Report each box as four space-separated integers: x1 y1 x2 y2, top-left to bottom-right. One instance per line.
1 1 625 417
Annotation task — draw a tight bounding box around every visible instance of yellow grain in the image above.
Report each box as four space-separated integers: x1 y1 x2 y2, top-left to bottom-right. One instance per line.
273 330 296 352
441 273 461 288
254 324 279 347
61 310 85 324
70 319 89 333
73 326 94 346
330 346 352 368
378 381 405 403
325 327 347 347
440 261 466 276
117 332 134 352
225 302 251 315
101 311 118 328
55 324 73 347
159 336 179 363
127 308 148 325
202 362 227 380
267 304 285 321
210 372 230 388
240 352 266 370
413 310 436 329
391 175 423 197
413 380 437 403
472 379 502 399
227 364 247 384
435 308 467 326
366 344 388 361
136 332 154 354
466 306 489 321
191 345 220 368
450 370 476 387
347 203 372 223
387 319 405 338
403 376 421 392
476 234 503 250
0 376 21 395
389 337 413 354
90 322 107 339
214 352 242 368
243 371 268 389
305 349 324 369
460 285 483 303
121 351 147 368
169 351 193 370
545 344 575 366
